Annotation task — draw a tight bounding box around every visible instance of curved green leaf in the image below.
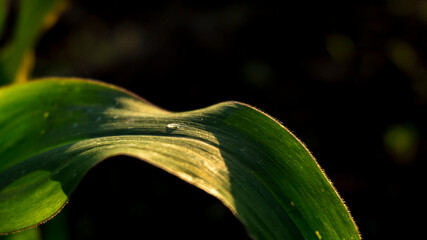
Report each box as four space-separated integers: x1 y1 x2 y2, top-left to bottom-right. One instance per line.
0 78 360 239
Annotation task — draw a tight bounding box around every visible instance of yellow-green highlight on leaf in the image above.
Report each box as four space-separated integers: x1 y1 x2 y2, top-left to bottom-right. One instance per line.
0 170 67 233
0 78 360 240
0 0 67 85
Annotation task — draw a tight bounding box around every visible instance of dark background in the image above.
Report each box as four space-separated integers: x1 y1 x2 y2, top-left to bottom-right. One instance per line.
25 0 426 239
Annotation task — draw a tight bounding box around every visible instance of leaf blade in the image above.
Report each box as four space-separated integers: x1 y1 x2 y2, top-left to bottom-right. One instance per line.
0 78 360 239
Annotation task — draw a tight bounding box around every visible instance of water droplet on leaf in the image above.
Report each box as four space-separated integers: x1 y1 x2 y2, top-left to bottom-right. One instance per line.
167 123 182 130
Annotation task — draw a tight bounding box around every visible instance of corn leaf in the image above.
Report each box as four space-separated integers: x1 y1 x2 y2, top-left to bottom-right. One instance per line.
0 78 360 240
0 0 67 85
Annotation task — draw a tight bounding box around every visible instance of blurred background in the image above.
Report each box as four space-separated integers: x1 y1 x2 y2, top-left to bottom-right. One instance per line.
6 0 427 239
